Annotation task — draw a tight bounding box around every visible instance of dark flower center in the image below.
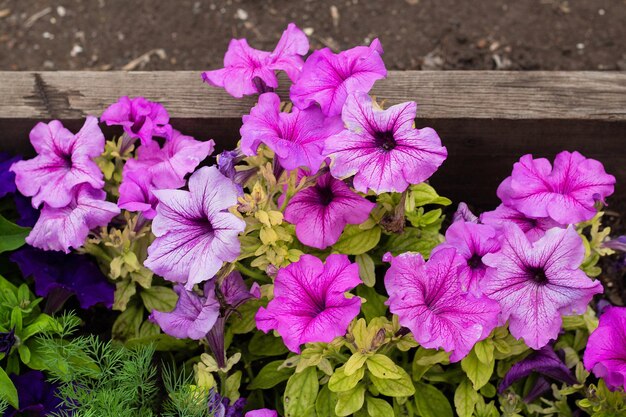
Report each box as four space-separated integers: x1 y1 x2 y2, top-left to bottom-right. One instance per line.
373 130 397 151
61 152 73 168
316 185 335 206
191 216 214 234
467 254 483 269
130 115 146 134
527 266 549 285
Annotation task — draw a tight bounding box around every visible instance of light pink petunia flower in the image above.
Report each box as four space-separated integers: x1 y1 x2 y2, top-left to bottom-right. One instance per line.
11 117 105 209
144 166 245 290
284 173 374 249
26 185 120 253
290 39 387 117
202 23 309 98
101 96 171 145
482 224 603 350
117 169 159 219
480 204 564 243
384 248 500 362
583 306 626 389
255 254 362 353
323 92 447 194
497 151 615 225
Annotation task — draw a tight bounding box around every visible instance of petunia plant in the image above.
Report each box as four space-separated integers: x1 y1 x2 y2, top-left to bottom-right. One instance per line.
0 23 625 417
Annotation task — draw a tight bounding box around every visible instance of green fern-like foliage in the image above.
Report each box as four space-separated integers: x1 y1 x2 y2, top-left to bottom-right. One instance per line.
161 365 215 417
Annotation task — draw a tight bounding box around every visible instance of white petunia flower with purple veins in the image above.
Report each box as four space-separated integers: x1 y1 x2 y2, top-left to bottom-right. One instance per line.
480 203 564 243
144 166 246 290
323 92 447 194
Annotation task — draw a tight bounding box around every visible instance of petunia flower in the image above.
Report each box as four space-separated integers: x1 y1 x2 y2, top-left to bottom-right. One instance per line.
480 204 563 242
202 23 309 98
284 172 374 249
240 92 343 172
583 306 626 388
290 39 387 116
245 410 278 417
209 392 247 417
11 117 105 208
482 224 603 349
603 236 626 252
100 96 171 145
10 246 114 310
117 168 159 219
0 152 20 198
144 166 246 289
432 220 501 295
6 371 64 417
26 185 120 253
496 151 615 225
453 202 479 223
0 328 16 355
256 254 362 353
323 92 447 194
384 248 500 362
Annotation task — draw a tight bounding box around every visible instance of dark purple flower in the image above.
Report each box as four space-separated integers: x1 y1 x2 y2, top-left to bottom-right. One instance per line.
209 392 247 417
10 246 114 311
13 194 39 228
0 329 16 355
0 153 20 199
5 371 63 417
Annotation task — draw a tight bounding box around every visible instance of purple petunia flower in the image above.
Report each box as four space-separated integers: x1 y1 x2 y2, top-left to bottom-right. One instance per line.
118 169 159 219
256 254 362 353
10 246 114 310
144 166 245 289
6 371 64 417
384 248 500 362
0 329 16 355
209 392 247 417
14 194 39 228
284 173 374 249
26 185 120 253
480 204 563 243
240 93 343 172
323 92 447 194
11 117 105 209
245 410 278 417
0 153 20 198
432 221 501 295
482 225 603 350
101 96 171 145
497 151 615 225
290 39 387 117
202 23 309 98
453 202 479 223
583 306 626 388
603 236 626 252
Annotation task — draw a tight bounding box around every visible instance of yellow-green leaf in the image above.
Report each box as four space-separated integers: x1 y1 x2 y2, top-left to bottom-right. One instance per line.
332 225 381 255
284 367 319 417
414 382 453 417
454 378 480 417
335 384 366 416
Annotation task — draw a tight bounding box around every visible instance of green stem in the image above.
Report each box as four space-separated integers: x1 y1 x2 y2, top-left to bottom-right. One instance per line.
235 262 267 281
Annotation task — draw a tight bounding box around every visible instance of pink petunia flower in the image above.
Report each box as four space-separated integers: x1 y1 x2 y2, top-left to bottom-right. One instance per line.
144 166 245 290
245 410 278 417
323 92 447 194
290 39 387 117
480 204 564 243
117 169 159 219
453 202 479 223
255 254 362 353
497 151 615 225
482 224 603 350
11 117 105 209
26 185 120 253
240 93 343 172
583 306 626 388
101 96 171 145
284 173 374 249
202 23 309 98
432 221 501 295
384 248 500 362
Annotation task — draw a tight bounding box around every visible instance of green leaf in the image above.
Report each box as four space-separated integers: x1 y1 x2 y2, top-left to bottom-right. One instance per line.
315 385 338 417
473 339 494 365
454 378 480 417
335 383 366 416
113 279 137 311
408 183 451 207
124 333 194 351
344 353 368 376
249 360 294 390
356 286 388 323
18 344 31 364
366 396 394 417
369 369 415 397
414 382 453 417
461 346 494 390
328 364 365 392
249 331 289 357
0 367 18 408
411 347 450 380
366 354 402 379
229 298 263 334
112 302 144 341
139 286 178 313
0 214 30 253
21 314 55 340
384 228 441 258
284 367 319 417
333 225 381 255
355 253 376 287
225 370 242 401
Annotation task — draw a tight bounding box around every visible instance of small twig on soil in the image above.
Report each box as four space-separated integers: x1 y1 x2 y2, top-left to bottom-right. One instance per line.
24 7 52 29
121 49 167 71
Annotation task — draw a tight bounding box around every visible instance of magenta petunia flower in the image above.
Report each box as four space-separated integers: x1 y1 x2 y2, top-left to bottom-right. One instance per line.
384 248 500 362
323 92 447 194
432 220 501 295
202 23 309 98
284 173 374 249
11 117 105 209
26 185 120 253
240 92 343 172
497 151 615 225
150 284 220 340
255 254 362 353
245 410 278 417
144 166 246 289
480 204 563 243
101 96 171 145
583 306 626 388
117 168 159 218
453 202 479 223
482 224 603 349
290 39 387 116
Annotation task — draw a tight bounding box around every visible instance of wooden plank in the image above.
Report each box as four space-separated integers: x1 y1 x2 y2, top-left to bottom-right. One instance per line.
0 71 625 121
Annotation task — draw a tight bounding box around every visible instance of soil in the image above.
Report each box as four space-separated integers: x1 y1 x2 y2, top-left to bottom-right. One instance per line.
1 0 625 71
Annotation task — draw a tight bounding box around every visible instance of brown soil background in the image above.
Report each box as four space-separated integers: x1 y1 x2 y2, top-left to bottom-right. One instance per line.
1 0 625 71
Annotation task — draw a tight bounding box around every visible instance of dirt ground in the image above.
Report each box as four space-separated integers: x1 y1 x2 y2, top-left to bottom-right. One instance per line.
1 0 625 71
